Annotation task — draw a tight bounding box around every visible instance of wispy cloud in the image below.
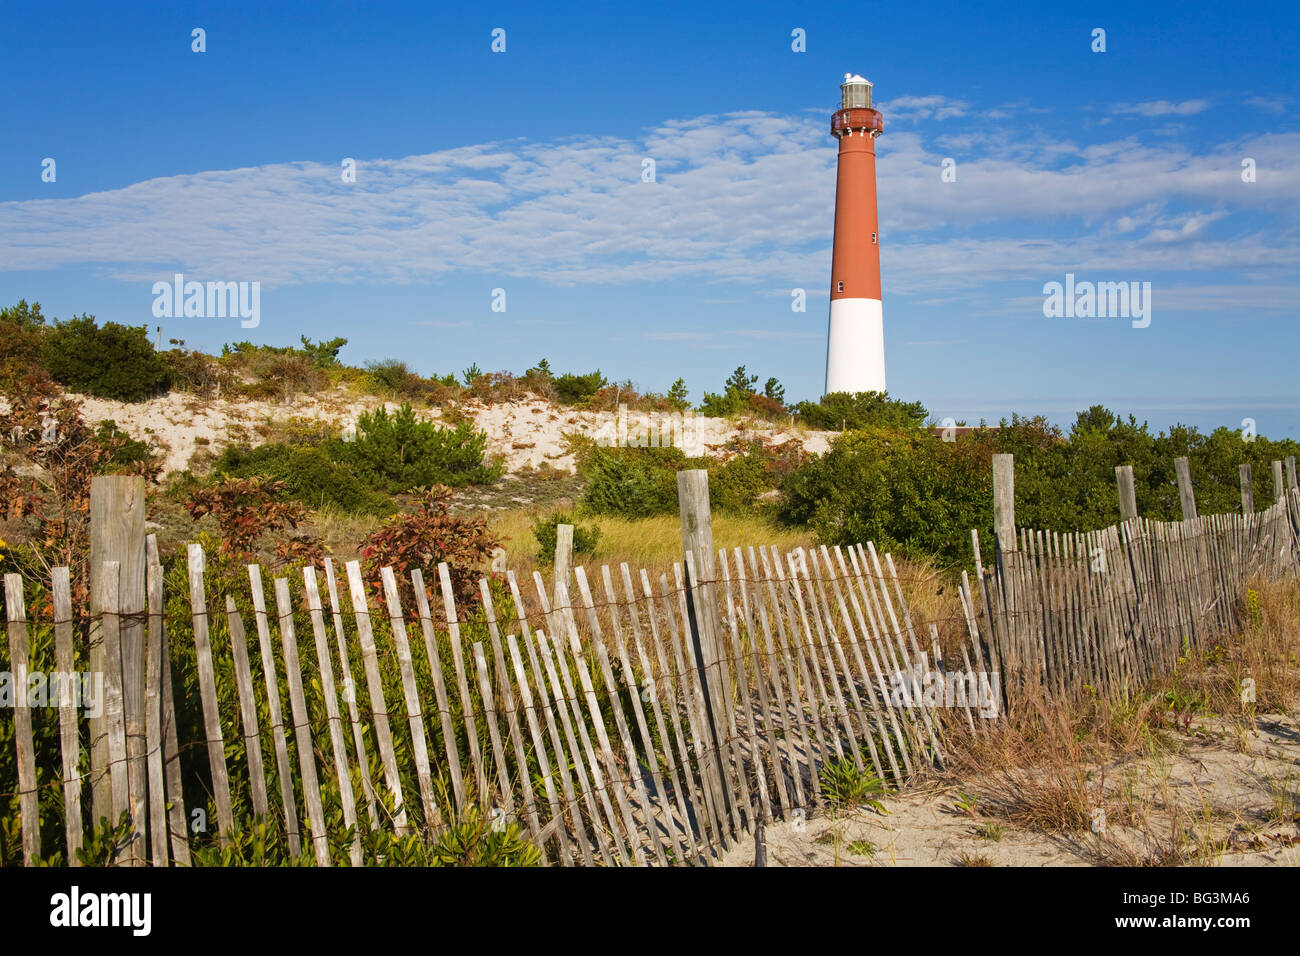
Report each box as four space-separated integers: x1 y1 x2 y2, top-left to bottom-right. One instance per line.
644 330 714 341
1112 99 1210 117
1244 95 1286 114
880 94 969 122
735 329 821 341
1 102 1297 315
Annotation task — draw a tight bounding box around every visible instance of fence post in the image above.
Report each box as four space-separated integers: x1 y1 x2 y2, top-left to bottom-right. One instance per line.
552 523 574 607
89 475 147 862
1286 456 1298 493
676 469 734 820
992 454 1017 551
1115 465 1138 521
1174 457 1198 520
1240 463 1255 515
991 454 1019 694
1271 461 1285 503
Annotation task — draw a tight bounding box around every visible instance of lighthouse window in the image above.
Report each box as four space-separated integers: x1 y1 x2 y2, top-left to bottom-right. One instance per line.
837 281 844 292
872 233 878 244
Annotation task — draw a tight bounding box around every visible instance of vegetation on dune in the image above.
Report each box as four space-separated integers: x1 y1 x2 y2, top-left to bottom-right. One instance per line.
531 510 601 564
794 389 928 431
359 487 500 608
575 436 804 520
698 365 790 420
213 442 392 516
3 294 1298 595
781 406 1300 566
335 404 502 492
41 315 173 402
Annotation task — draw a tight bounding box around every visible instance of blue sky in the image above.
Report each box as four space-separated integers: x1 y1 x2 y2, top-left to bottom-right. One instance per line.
2 0 1297 436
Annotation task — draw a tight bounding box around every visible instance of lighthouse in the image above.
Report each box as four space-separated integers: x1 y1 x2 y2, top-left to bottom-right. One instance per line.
825 73 886 396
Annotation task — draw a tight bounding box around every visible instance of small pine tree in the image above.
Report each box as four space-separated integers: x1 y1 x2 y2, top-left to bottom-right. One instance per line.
667 378 689 409
763 377 786 406
724 365 758 395
299 335 348 367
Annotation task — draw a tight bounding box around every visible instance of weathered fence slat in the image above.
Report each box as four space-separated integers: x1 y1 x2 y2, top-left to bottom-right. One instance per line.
303 567 363 865
224 596 270 821
51 567 83 865
324 559 379 829
4 573 41 865
411 568 465 812
100 561 133 842
273 578 331 866
379 567 440 828
247 563 302 854
144 564 169 868
505 631 575 865
480 580 548 859
437 562 485 805
185 546 234 846
506 571 596 865
344 560 409 834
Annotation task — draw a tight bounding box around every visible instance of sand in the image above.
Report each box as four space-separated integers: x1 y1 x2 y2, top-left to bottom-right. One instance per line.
717 713 1300 867
62 389 836 476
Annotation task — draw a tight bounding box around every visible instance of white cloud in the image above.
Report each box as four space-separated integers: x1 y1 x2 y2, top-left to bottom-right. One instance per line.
1244 96 1286 114
1 104 1297 316
879 95 969 122
1112 99 1210 117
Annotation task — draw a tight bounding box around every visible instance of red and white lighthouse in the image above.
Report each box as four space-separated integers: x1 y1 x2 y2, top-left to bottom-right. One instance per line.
825 73 886 396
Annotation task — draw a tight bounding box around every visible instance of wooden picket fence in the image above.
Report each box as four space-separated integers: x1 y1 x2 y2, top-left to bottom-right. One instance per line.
980 455 1300 708
5 456 1299 866
2 529 980 867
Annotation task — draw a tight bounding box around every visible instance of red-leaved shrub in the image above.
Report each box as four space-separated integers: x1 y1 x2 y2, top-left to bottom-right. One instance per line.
359 487 499 612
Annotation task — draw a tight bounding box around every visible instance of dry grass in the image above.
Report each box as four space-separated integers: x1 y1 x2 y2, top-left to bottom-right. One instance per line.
488 507 818 581
934 573 1300 865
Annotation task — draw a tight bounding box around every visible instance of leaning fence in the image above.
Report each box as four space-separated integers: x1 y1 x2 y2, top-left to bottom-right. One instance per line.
3 455 1299 866
981 454 1300 710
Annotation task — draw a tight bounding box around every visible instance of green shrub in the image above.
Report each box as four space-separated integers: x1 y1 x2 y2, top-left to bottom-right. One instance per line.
780 406 1300 565
160 345 230 393
263 353 326 398
365 358 419 395
698 366 788 420
698 388 746 417
94 421 161 473
554 370 607 405
334 403 501 492
532 511 601 563
793 391 928 431
581 447 682 517
710 446 780 513
41 315 171 401
579 440 792 519
780 426 991 565
0 300 49 393
214 442 391 514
